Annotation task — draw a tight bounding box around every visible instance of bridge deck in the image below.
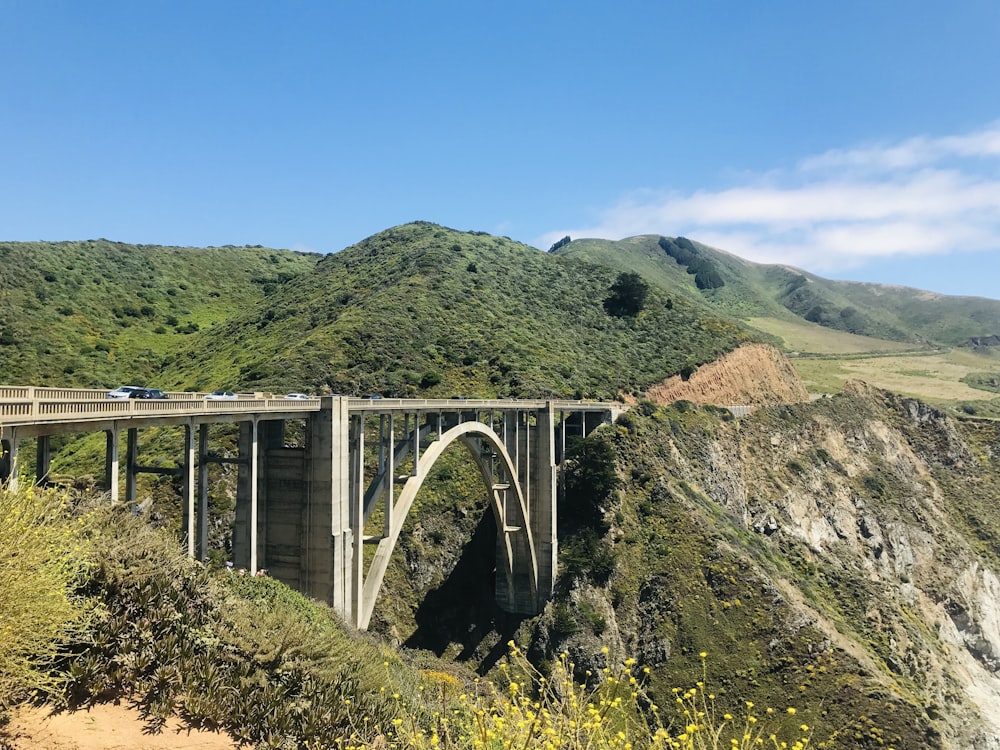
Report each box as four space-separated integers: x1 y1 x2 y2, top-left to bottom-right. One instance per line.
0 387 621 437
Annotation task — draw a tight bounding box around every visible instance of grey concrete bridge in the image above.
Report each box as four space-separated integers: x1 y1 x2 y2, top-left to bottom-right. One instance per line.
0 386 620 629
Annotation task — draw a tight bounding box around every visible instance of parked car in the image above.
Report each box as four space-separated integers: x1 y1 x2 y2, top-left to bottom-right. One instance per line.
205 390 238 400
130 388 168 399
284 392 311 400
107 385 143 399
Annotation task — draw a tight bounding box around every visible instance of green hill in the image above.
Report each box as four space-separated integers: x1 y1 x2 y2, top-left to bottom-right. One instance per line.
0 239 321 387
160 222 751 399
553 235 1000 347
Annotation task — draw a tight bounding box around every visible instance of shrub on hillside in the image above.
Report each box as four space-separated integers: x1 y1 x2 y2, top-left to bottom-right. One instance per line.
561 433 619 535
60 504 400 745
604 272 650 318
0 485 89 712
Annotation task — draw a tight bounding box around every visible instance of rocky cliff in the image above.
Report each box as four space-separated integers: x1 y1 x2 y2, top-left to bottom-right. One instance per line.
367 342 1000 748
534 381 1000 749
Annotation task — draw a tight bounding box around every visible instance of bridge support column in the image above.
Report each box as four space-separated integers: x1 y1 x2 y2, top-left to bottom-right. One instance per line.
530 403 558 609
1 431 19 491
234 419 260 573
301 397 353 620
348 413 364 626
125 428 138 504
183 425 196 557
197 425 209 561
104 429 120 504
35 435 51 485
503 411 521 489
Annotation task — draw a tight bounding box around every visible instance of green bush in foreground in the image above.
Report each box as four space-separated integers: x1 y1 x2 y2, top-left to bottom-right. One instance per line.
60 503 400 748
0 485 89 712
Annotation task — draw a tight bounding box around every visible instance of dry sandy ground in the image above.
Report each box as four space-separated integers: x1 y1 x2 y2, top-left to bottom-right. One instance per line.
2 703 238 749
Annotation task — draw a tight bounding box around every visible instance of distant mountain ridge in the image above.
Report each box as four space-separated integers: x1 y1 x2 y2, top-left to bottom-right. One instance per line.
551 234 1000 347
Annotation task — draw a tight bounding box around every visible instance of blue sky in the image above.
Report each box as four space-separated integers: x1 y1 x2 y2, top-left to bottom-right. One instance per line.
3 1 999 299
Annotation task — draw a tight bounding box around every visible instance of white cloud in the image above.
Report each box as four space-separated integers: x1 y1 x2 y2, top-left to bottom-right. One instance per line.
539 122 1000 274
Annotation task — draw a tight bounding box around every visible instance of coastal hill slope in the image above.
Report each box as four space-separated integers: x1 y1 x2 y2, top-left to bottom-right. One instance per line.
0 239 321 387
554 234 1000 347
158 222 751 399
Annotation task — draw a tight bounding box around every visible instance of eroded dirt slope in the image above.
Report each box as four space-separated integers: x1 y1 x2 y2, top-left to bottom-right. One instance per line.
645 342 810 405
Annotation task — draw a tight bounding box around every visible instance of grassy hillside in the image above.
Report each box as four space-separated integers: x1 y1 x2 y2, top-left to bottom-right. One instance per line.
745 316 1000 416
0 239 321 387
554 235 1000 347
161 223 753 399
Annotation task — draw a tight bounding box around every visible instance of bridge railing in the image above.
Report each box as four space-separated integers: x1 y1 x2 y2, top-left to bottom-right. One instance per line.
0 387 621 430
344 397 620 412
0 386 271 401
0 396 323 426
0 401 33 418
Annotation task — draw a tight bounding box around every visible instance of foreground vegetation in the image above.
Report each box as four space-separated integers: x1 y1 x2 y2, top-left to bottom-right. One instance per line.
0 486 88 711
1 484 829 749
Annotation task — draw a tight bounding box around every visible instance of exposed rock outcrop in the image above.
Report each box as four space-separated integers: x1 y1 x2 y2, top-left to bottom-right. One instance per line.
970 334 1000 348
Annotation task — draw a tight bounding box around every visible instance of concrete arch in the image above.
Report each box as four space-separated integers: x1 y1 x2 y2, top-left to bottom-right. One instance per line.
357 420 538 630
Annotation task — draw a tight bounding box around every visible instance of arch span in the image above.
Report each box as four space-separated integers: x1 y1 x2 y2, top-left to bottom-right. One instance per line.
356 420 538 630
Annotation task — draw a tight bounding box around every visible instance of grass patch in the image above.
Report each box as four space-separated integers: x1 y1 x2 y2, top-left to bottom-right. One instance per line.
746 316 916 355
791 348 1000 407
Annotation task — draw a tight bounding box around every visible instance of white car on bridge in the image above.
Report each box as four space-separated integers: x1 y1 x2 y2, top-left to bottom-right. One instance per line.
205 390 238 400
107 385 144 399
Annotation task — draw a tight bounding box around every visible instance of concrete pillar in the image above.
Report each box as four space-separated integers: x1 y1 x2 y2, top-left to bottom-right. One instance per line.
504 411 519 480
348 412 364 626
183 425 196 557
197 424 209 561
302 397 351 617
523 411 532 512
35 435 51 484
384 413 395 539
255 420 288 572
0 439 9 487
249 419 259 574
530 403 558 607
233 420 260 572
125 428 138 504
105 429 120 504
411 412 420 476
2 431 19 492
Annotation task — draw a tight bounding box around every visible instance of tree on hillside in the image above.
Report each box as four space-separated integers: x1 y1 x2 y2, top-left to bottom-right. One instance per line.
603 272 649 318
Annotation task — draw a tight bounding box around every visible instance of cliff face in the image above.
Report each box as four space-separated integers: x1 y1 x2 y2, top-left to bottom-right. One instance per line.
644 343 811 406
537 382 1000 749
370 343 1000 747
